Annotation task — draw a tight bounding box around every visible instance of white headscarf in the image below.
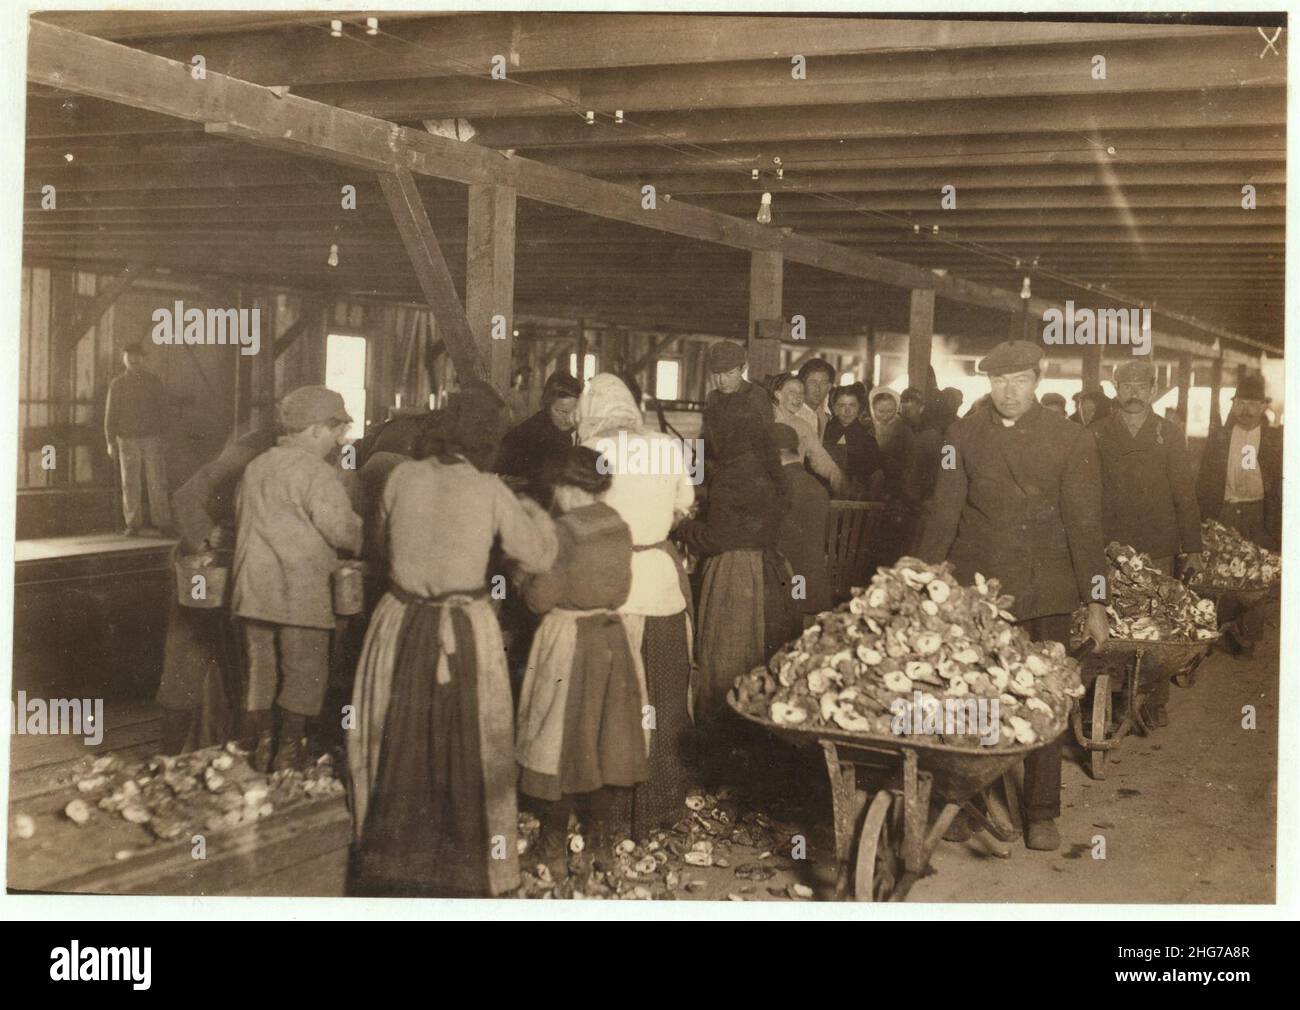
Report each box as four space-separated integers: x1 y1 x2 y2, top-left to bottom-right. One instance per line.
576 373 644 443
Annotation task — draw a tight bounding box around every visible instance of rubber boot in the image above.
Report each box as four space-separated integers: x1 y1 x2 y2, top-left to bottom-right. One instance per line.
237 709 271 753
534 798 572 881
272 709 308 773
251 728 275 774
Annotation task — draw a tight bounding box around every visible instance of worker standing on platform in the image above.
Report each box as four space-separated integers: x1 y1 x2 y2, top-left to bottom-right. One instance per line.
917 341 1110 852
1091 359 1202 726
104 342 172 535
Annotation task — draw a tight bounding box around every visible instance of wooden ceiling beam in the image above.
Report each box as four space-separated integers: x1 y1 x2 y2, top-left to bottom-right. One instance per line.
463 89 1283 149
113 15 1245 86
26 20 1272 356
635 163 1284 195
293 32 1282 120
525 127 1285 175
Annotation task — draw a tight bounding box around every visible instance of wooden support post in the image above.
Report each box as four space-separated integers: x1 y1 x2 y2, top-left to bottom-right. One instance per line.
908 289 935 393
748 250 783 386
574 319 587 379
466 183 517 394
866 320 878 386
1209 356 1224 430
1176 351 1193 414
378 168 491 388
1081 344 1102 391
1009 305 1029 342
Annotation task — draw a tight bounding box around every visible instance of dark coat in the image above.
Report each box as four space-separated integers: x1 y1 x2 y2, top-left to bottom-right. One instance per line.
494 408 574 506
686 380 789 554
916 401 1108 621
1195 418 1282 550
1092 410 1201 560
822 418 882 498
777 461 832 614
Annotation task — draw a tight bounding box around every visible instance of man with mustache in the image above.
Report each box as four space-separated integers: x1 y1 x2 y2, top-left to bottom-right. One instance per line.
1195 372 1282 656
918 341 1109 852
1090 359 1203 726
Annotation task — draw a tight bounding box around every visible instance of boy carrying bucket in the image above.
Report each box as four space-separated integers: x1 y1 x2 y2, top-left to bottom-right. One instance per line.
232 386 363 772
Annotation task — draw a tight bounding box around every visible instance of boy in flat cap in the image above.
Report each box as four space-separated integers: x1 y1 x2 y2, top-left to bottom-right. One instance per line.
232 385 363 771
1090 358 1202 724
917 340 1109 852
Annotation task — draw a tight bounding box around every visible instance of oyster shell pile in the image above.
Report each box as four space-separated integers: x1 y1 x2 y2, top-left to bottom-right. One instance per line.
733 558 1084 748
1190 519 1280 591
54 744 346 842
1077 542 1218 642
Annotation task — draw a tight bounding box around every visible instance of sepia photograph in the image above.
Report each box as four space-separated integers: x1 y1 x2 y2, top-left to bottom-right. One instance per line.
1 3 1290 921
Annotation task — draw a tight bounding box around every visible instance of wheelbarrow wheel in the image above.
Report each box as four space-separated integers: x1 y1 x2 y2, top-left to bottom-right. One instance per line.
1089 674 1111 781
854 790 898 901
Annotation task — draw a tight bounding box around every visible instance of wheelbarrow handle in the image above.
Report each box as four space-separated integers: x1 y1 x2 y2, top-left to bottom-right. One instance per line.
1070 637 1098 661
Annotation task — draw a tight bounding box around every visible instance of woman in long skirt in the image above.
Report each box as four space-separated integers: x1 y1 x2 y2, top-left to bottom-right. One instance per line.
348 384 557 897
516 447 648 877
682 342 792 724
576 374 697 839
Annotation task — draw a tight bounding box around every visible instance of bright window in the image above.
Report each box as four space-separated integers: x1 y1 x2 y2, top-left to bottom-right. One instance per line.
569 353 596 383
325 333 367 439
655 359 681 400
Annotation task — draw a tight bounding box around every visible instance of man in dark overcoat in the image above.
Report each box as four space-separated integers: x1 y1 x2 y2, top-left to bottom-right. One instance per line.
918 340 1110 852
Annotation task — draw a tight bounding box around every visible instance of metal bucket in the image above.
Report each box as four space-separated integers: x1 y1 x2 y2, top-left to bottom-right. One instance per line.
333 560 368 616
175 554 229 609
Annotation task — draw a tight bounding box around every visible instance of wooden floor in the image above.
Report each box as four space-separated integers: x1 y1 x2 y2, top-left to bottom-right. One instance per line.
7 698 351 897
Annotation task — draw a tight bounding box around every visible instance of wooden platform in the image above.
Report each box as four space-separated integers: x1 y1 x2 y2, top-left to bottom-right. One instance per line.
7 699 351 897
12 534 176 700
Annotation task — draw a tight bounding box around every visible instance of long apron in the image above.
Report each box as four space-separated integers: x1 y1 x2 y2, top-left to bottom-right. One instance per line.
348 586 518 897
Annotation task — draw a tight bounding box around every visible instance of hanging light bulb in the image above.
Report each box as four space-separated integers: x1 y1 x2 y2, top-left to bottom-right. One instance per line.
1020 275 1032 300
328 243 339 268
584 110 595 125
365 17 379 35
777 167 784 179
756 192 772 225
329 20 343 37
751 169 760 181
614 109 624 124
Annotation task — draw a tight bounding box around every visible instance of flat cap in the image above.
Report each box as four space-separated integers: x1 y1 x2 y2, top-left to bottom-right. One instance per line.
977 340 1043 376
1041 392 1067 409
1235 373 1266 401
278 385 352 431
1113 359 1155 385
706 340 747 373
